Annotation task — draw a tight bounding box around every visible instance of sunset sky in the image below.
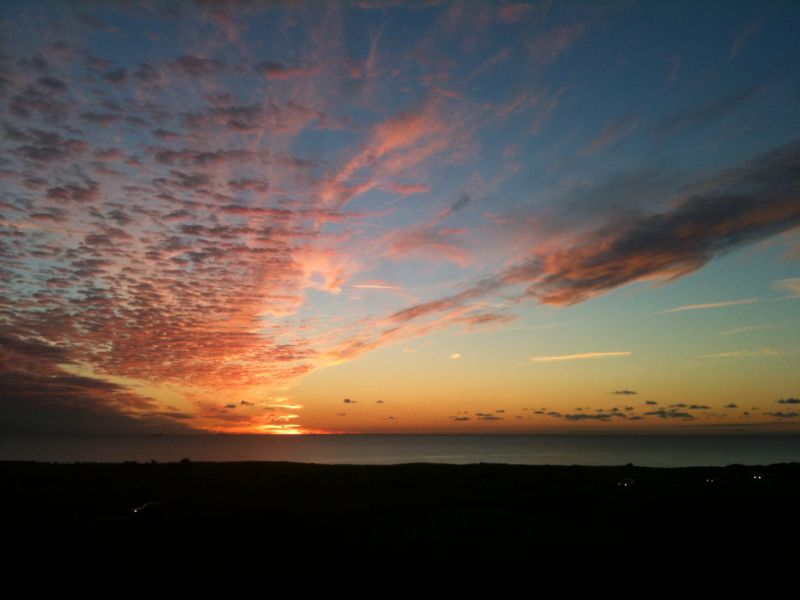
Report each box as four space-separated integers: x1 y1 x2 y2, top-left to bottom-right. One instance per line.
1 0 799 435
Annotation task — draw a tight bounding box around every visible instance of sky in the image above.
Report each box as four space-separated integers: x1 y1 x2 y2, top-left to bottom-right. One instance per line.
1 0 799 435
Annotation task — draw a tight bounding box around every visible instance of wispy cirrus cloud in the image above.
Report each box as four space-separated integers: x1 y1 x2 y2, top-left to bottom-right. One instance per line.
531 351 631 363
658 298 762 314
718 323 779 336
702 348 785 359
774 277 800 298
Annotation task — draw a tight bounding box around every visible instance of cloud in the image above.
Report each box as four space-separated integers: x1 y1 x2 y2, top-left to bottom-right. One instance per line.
46 181 100 202
0 331 192 434
80 112 123 127
730 20 761 59
521 141 800 305
174 55 227 77
253 61 320 80
2 4 797 437
527 24 586 65
36 76 67 92
386 182 430 195
702 348 784 359
563 413 614 421
381 137 800 320
580 115 638 156
104 68 128 84
133 62 163 86
644 409 694 420
353 281 405 291
475 413 503 421
11 127 89 162
656 85 761 136
546 407 631 421
778 398 800 405
498 4 534 24
319 100 457 209
531 351 631 363
385 226 471 266
718 324 778 336
763 412 799 419
774 278 800 298
612 390 637 395
181 100 320 134
659 298 761 314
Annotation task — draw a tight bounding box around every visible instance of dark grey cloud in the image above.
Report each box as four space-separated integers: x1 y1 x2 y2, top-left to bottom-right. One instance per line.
450 193 471 213
563 413 613 421
46 181 99 202
133 62 162 85
253 61 292 76
80 112 123 127
613 390 637 395
644 409 694 420
778 398 800 405
104 68 128 84
475 412 502 420
764 411 799 419
0 332 192 434
174 55 227 76
166 170 212 190
8 83 70 121
10 128 89 162
252 61 318 79
0 333 71 363
36 76 67 92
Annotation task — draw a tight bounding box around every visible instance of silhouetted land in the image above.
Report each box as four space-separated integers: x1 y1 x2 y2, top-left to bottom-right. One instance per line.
3 461 798 552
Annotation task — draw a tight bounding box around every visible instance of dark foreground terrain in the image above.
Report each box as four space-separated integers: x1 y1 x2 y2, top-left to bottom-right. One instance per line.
3 460 798 555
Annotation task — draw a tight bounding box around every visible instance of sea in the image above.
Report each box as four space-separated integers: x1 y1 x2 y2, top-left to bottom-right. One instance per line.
1 434 799 467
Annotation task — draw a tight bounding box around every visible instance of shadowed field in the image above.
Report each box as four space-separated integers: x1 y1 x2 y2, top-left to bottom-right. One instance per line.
3 460 798 553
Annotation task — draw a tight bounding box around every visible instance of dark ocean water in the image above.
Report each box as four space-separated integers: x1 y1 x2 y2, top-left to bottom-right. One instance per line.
2 434 799 467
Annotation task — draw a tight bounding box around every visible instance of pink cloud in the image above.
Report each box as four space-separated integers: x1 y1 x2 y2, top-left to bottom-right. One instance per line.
385 227 472 266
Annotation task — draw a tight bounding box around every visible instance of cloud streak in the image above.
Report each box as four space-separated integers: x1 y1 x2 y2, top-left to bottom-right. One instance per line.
658 298 762 314
531 352 631 363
